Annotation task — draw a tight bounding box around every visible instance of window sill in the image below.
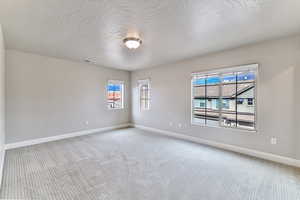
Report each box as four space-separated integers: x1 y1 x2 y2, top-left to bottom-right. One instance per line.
108 108 124 110
191 122 258 133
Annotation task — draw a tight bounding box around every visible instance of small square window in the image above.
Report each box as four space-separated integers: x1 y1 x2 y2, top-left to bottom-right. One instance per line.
247 98 253 106
237 98 244 104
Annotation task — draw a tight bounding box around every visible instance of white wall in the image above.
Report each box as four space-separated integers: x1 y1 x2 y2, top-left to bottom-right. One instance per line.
131 35 300 160
296 45 300 159
0 25 5 185
6 50 131 144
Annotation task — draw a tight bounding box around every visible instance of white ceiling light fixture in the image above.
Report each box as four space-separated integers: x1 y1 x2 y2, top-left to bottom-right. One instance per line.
123 37 142 49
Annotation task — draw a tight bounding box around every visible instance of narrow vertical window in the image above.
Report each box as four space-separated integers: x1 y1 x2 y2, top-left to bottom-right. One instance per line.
107 80 124 109
138 79 151 111
192 64 257 131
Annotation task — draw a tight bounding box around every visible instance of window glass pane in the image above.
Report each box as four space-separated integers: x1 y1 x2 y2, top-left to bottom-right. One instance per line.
206 76 220 85
237 112 255 130
237 83 255 130
193 76 206 124
221 84 236 98
220 98 236 127
193 77 206 86
140 99 146 110
222 73 236 83
193 104 206 124
237 83 254 99
206 85 219 98
236 80 255 115
139 80 150 110
193 86 205 98
221 113 236 127
146 101 150 110
206 75 220 126
221 73 236 99
107 82 123 109
206 83 220 126
206 108 220 126
193 95 206 124
206 99 221 110
237 71 255 83
220 72 236 127
140 84 149 99
194 99 206 108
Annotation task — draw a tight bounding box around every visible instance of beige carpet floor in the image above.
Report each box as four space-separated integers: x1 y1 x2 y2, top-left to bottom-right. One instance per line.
1 128 300 200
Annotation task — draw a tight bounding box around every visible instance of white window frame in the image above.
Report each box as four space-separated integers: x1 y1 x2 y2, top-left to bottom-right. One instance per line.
107 80 124 110
138 79 151 111
191 64 258 132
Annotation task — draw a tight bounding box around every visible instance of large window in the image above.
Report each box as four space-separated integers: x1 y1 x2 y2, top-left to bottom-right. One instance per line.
107 80 124 109
138 79 151 110
192 64 257 131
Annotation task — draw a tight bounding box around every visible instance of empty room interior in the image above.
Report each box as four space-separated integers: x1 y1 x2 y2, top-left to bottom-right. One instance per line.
0 0 300 199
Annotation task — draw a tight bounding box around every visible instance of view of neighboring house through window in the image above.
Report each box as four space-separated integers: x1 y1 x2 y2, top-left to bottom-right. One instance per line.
138 79 150 110
107 80 124 109
192 64 257 130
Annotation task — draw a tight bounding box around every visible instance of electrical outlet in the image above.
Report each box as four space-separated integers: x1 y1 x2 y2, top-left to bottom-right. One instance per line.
178 123 182 128
270 137 277 145
169 122 173 127
85 121 89 125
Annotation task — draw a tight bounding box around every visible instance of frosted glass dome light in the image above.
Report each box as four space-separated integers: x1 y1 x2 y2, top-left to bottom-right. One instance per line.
123 37 142 49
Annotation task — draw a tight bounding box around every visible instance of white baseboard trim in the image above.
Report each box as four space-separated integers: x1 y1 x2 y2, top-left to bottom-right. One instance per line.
133 124 300 168
5 123 131 150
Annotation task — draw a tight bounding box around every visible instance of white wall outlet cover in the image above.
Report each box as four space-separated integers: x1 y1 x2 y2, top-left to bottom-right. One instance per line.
178 123 182 128
85 121 89 125
169 122 173 126
271 137 277 145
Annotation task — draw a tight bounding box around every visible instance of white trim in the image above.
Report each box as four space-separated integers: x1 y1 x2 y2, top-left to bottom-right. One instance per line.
133 124 300 168
5 124 131 150
137 78 150 85
191 63 258 76
107 80 124 85
0 148 5 188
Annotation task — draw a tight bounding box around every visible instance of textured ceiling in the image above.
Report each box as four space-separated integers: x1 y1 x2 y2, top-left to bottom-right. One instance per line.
0 0 300 71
